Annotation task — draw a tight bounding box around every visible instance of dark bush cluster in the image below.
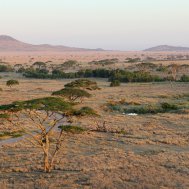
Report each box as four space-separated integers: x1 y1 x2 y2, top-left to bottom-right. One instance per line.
108 70 163 83
109 102 181 115
61 60 78 68
6 80 19 87
0 65 13 72
123 102 179 114
23 68 189 83
180 74 189 82
73 106 98 116
23 68 162 82
110 80 120 87
89 58 119 65
125 58 141 63
64 79 99 90
24 68 112 79
52 88 91 102
23 68 50 78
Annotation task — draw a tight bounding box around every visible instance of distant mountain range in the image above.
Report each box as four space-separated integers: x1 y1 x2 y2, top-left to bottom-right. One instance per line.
0 35 104 52
1 35 189 52
144 45 189 52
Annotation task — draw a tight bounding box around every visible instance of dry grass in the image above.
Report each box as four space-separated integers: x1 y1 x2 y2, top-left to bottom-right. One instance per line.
0 57 189 188
1 51 189 66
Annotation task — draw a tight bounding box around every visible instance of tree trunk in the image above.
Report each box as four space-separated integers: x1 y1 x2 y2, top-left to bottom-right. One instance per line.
44 151 50 172
43 135 50 173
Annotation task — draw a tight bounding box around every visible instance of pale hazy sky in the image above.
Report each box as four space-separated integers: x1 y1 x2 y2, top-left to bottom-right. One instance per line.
1 0 189 50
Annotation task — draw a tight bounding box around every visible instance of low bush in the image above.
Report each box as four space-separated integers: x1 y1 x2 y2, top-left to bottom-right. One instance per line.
110 80 120 87
109 101 182 115
73 107 98 116
6 80 19 87
180 74 189 82
161 102 178 111
0 65 13 72
58 125 86 134
61 60 78 68
124 105 162 114
125 58 141 63
156 66 168 72
0 130 24 138
65 79 100 90
89 58 119 65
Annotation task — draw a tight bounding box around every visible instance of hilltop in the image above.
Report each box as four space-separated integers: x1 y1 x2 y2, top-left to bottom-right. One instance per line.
0 35 104 52
144 45 189 52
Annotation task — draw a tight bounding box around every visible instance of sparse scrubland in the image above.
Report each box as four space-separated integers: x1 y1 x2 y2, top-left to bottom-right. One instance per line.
0 52 189 188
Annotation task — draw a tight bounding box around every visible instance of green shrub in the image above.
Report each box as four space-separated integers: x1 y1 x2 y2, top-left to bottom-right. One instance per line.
0 113 9 118
137 62 157 69
0 130 24 138
32 62 46 69
110 80 120 87
61 60 77 68
6 80 19 87
124 105 163 114
180 74 189 82
58 125 86 134
156 66 168 72
161 102 178 111
73 107 98 116
65 79 99 90
110 105 122 112
125 58 141 63
0 65 13 72
89 58 119 65
122 102 179 114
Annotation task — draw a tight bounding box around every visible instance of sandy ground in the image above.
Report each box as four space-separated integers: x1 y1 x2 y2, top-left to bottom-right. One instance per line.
0 72 189 188
1 51 189 65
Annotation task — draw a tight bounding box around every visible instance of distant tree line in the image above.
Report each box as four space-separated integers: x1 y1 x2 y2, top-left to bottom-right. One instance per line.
0 65 13 72
22 68 189 82
1 62 189 83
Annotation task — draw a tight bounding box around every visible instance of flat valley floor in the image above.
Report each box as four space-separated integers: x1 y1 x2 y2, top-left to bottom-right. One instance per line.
0 73 189 189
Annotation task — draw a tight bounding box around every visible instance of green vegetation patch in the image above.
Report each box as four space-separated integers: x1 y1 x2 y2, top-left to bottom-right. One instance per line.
123 103 178 114
0 130 24 138
58 125 86 134
73 107 98 116
52 88 91 102
61 60 78 68
6 80 19 87
89 58 119 65
0 97 73 113
0 113 10 118
110 80 120 87
0 65 13 72
65 79 100 90
180 74 189 82
108 100 188 115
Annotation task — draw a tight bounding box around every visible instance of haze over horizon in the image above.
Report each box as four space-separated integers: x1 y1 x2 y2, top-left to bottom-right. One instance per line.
1 0 189 51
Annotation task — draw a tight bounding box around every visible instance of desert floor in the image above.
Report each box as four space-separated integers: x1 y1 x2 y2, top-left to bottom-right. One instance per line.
0 71 189 189
1 51 189 65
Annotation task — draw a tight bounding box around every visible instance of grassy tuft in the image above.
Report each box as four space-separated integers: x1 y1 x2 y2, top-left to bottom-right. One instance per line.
58 125 86 134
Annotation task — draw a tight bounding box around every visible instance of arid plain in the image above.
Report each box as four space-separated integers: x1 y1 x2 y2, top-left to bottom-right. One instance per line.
0 51 189 189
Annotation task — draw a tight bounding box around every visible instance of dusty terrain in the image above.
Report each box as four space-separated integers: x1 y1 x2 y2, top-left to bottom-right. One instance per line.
1 51 189 65
0 69 189 188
